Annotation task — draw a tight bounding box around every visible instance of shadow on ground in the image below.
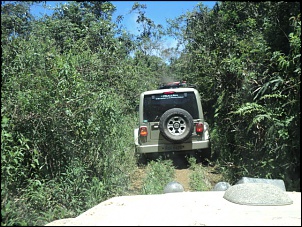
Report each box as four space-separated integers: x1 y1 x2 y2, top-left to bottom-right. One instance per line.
139 151 209 169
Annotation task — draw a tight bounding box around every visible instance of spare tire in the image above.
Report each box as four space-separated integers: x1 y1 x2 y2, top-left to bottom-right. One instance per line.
159 108 194 143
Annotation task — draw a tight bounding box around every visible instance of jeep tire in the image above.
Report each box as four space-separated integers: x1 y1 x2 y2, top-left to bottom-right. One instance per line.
159 108 194 143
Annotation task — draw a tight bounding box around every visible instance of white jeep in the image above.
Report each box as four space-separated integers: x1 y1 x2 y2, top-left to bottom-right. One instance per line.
134 81 211 163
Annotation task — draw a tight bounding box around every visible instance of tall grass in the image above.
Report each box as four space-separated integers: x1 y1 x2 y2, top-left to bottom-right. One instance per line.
141 159 175 194
187 157 212 191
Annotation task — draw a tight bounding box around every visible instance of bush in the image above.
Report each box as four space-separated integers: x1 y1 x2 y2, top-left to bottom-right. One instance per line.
141 159 175 194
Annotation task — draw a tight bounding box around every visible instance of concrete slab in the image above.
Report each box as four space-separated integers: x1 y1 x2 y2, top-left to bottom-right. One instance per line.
45 191 301 226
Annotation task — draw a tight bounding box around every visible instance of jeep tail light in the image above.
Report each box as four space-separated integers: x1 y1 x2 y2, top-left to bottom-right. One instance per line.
140 126 148 137
196 123 204 133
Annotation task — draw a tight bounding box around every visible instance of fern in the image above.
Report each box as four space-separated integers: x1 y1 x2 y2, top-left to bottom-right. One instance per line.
260 94 287 100
253 76 284 100
231 102 265 116
252 114 272 124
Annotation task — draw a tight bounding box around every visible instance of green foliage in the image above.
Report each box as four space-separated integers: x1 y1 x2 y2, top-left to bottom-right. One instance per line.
141 159 175 194
1 1 143 225
168 2 300 190
1 116 27 190
1 1 35 39
187 157 212 191
1 1 300 225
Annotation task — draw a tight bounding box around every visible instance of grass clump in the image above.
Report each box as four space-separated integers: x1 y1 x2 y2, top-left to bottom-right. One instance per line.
187 157 212 191
141 159 175 194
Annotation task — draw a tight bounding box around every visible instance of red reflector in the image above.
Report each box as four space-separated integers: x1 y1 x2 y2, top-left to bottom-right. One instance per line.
196 123 204 133
140 126 148 136
163 91 175 95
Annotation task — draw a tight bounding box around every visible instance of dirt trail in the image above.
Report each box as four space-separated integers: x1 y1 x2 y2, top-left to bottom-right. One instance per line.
174 168 192 191
130 153 223 194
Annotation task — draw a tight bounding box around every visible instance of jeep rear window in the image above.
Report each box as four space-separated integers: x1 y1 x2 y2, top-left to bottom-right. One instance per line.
143 92 199 122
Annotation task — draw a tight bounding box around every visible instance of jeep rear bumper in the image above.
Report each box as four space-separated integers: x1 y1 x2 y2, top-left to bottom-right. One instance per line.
135 140 210 154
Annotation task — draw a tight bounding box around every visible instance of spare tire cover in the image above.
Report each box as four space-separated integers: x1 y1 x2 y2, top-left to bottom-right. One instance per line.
159 108 194 143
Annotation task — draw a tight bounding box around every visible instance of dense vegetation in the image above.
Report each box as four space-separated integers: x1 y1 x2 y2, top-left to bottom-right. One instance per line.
1 1 300 225
169 2 300 189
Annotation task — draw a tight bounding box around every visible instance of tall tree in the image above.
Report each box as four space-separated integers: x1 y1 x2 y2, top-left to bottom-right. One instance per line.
168 1 300 190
